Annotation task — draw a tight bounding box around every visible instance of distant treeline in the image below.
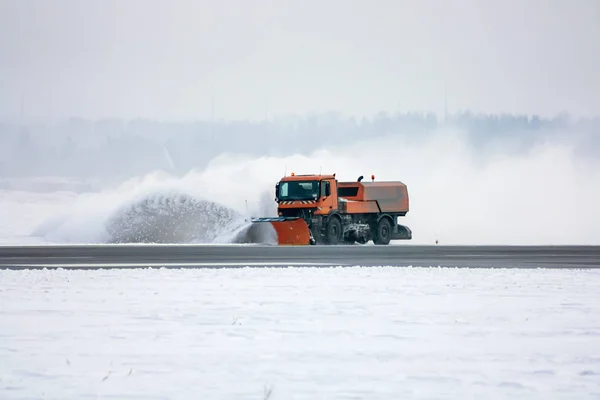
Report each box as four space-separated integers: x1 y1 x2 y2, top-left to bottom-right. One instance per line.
0 111 598 183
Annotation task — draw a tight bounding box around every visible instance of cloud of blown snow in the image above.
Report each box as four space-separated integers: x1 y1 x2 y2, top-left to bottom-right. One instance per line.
17 124 600 245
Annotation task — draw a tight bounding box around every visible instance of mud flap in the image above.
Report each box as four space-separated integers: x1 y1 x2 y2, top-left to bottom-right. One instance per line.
391 224 412 240
249 217 312 245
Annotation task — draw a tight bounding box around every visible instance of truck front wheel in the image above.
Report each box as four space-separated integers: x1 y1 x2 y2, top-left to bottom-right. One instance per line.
325 217 342 245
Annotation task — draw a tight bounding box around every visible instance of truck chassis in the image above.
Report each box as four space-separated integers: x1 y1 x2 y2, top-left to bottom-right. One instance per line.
280 208 412 245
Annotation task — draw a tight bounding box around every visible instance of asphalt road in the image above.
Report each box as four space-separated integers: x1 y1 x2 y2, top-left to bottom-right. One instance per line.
0 244 599 270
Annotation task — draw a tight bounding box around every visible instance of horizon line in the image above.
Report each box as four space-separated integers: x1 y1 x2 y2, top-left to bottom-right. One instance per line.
0 109 597 125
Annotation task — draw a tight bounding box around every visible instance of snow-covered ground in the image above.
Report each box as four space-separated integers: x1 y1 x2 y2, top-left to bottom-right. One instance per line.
1 266 599 399
0 190 77 245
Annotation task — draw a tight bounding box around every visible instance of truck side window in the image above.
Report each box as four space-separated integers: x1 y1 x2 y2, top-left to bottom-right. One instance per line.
321 181 330 197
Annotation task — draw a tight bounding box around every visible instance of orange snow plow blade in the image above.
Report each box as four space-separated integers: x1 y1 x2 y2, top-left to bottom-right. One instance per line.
249 217 312 245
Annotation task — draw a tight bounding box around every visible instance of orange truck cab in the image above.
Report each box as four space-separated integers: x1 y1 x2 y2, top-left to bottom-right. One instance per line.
274 173 412 245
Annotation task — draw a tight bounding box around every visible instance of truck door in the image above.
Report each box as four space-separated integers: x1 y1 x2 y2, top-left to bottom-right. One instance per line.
318 179 338 214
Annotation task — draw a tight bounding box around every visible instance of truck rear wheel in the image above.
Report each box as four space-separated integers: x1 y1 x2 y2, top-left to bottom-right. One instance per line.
373 217 391 245
325 217 342 245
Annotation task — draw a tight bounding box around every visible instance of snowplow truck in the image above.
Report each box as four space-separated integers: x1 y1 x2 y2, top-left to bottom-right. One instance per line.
250 173 412 245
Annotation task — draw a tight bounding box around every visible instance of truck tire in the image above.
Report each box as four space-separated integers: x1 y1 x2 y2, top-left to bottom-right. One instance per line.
325 217 342 245
374 217 391 245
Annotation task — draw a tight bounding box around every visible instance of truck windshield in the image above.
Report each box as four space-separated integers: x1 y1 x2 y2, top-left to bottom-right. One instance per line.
278 180 319 201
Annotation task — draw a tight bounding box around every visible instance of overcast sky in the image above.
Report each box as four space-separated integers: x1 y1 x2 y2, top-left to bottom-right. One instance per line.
1 0 598 122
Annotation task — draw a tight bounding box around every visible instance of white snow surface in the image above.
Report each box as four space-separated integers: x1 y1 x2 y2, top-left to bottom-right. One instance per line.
1 266 600 399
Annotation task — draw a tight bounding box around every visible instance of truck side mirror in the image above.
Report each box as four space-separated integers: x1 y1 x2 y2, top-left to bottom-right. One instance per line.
325 183 331 197
275 183 280 201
